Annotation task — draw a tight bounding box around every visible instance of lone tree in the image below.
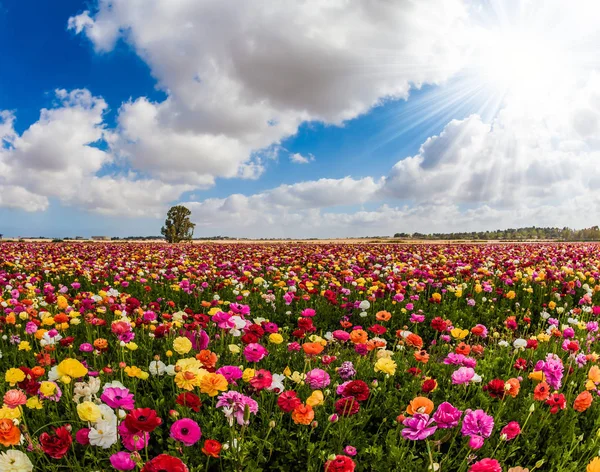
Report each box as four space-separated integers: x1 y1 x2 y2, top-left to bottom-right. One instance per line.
161 205 195 243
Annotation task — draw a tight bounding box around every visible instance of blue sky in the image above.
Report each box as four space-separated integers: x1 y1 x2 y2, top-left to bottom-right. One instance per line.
1 0 599 238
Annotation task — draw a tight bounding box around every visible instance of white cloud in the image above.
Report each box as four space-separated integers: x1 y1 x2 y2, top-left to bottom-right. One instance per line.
289 153 315 164
69 0 469 185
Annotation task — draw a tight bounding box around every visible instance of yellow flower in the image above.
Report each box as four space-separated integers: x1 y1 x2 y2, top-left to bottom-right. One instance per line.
0 405 21 420
125 342 138 351
26 397 43 410
505 291 516 300
228 344 241 354
17 341 31 352
5 368 25 386
283 366 292 377
56 359 88 379
374 358 397 376
537 333 551 343
528 371 545 382
450 328 468 340
253 277 265 285
199 373 228 397
548 301 556 310
307 390 324 407
124 366 143 378
39 381 57 397
290 371 305 384
269 333 283 344
242 368 256 382
173 337 192 355
587 457 600 472
77 401 102 422
56 295 68 310
431 293 442 302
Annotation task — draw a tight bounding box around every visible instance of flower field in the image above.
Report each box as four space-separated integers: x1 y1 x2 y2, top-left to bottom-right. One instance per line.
2 242 600 471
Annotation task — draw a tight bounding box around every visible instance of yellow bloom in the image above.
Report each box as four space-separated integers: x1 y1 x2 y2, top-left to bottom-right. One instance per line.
56 295 68 310
307 390 324 407
175 371 200 391
17 341 31 352
56 359 88 379
5 369 25 386
228 344 241 354
283 366 292 377
39 381 57 397
125 342 138 351
173 337 192 355
269 333 283 344
505 290 516 300
0 405 21 420
199 373 228 397
528 371 545 382
290 371 305 384
548 301 556 310
431 293 442 302
124 366 143 378
77 401 102 422
26 397 43 410
242 368 256 382
374 358 397 376
450 328 468 340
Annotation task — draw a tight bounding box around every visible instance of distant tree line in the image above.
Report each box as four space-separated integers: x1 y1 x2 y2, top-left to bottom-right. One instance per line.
393 226 600 241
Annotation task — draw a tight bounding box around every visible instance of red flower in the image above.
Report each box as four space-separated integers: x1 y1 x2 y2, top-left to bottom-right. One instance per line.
335 397 360 417
176 392 202 412
250 369 272 390
431 317 447 332
526 339 538 350
39 426 72 459
125 408 162 433
277 391 302 413
513 358 527 370
202 439 222 458
342 381 370 402
468 458 502 472
546 393 566 414
421 378 438 393
324 455 356 472
482 379 505 399
141 454 189 472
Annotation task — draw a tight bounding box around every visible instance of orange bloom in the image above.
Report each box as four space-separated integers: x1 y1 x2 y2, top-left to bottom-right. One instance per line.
413 350 429 364
405 333 424 350
340 321 353 329
505 378 520 398
31 366 45 378
349 329 368 344
471 345 485 356
292 404 315 425
406 397 434 416
455 342 471 356
54 313 70 324
574 391 593 412
196 350 218 368
375 310 392 322
533 381 550 401
0 418 20 446
93 338 109 350
471 325 486 337
589 365 600 383
366 339 386 351
302 342 324 356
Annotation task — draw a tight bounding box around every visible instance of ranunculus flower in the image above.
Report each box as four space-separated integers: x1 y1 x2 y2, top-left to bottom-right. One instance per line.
305 369 331 389
324 455 356 472
170 418 201 446
39 426 72 459
141 454 189 472
202 439 222 458
469 458 502 472
125 408 162 433
433 402 462 429
110 451 136 471
501 421 521 441
401 413 437 440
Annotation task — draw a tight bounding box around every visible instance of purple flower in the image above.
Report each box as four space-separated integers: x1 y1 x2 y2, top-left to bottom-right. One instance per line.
337 361 356 380
216 391 258 426
461 409 494 439
535 353 564 390
433 402 462 429
401 413 437 440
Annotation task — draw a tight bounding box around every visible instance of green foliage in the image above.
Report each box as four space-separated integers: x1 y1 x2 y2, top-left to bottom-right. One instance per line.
394 225 600 241
161 205 196 243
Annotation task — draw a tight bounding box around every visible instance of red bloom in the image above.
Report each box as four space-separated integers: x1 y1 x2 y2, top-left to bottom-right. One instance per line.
546 393 566 414
482 379 505 399
324 455 356 472
468 458 502 472
39 426 72 459
141 454 189 472
342 380 370 402
421 378 438 393
431 317 447 332
367 324 386 335
526 339 538 350
176 392 202 412
513 358 527 370
250 369 272 390
125 408 162 433
335 397 360 417
407 367 422 376
202 439 222 458
277 391 302 413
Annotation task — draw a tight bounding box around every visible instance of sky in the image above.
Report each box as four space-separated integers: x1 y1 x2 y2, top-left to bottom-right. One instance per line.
2 0 600 238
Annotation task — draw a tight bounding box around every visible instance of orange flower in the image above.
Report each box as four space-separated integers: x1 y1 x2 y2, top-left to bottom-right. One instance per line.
505 378 520 398
375 310 392 322
471 345 485 356
349 329 368 344
0 418 20 446
302 342 324 356
366 339 386 351
292 404 315 425
413 350 429 364
340 321 353 329
196 350 218 368
406 397 434 416
471 325 486 337
589 365 600 383
31 366 45 378
574 391 593 412
405 333 423 350
533 381 550 401
455 342 471 356
93 338 109 350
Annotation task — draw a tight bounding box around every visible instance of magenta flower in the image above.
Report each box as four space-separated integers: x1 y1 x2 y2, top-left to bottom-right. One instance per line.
469 458 502 472
500 421 521 440
535 353 564 390
110 451 136 471
101 387 135 410
216 365 244 385
305 368 331 389
243 343 268 362
461 409 494 439
118 422 149 451
301 308 316 317
401 413 437 440
216 391 259 426
170 418 201 446
433 402 462 429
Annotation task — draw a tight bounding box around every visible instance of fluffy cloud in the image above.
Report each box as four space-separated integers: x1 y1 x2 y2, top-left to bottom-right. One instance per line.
69 0 469 185
289 153 315 165
0 89 191 216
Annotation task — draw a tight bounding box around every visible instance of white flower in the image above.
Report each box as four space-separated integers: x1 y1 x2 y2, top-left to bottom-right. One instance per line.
165 365 177 376
88 420 118 448
40 332 62 347
358 300 370 310
472 373 483 383
0 449 33 471
498 340 510 347
48 366 59 382
149 361 167 376
540 311 550 320
102 380 125 391
267 374 285 393
513 338 527 350
359 311 368 317
96 404 117 424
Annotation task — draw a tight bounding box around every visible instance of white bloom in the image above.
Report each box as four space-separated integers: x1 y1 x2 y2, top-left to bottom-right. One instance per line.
472 373 483 383
498 340 510 347
540 311 550 320
48 366 59 382
88 420 118 448
40 332 62 347
102 381 125 391
513 338 527 350
0 449 33 471
267 373 285 393
96 404 117 424
165 365 177 376
149 361 167 376
359 311 368 318
324 332 333 341
359 300 370 310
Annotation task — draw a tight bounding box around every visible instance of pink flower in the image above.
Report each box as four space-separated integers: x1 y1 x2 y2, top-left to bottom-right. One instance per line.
305 368 331 389
433 402 462 429
343 445 357 456
401 413 437 440
118 422 149 451
469 458 502 472
3 389 26 409
101 387 135 410
462 409 494 439
216 366 243 385
332 330 350 342
75 428 90 446
110 451 136 471
451 367 475 385
243 343 268 362
500 421 520 441
301 309 316 317
170 418 202 446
